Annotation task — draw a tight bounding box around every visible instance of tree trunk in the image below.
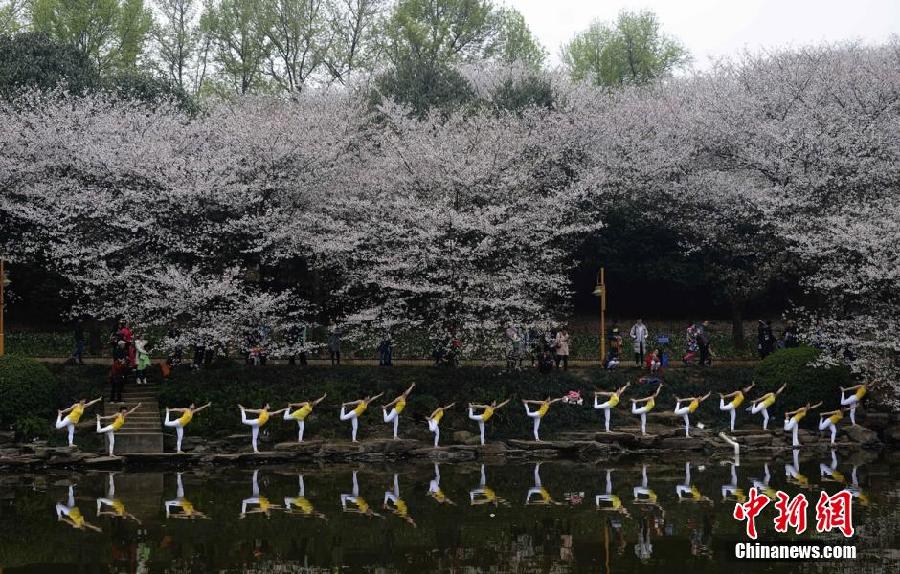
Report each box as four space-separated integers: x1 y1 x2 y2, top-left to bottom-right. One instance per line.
730 298 745 350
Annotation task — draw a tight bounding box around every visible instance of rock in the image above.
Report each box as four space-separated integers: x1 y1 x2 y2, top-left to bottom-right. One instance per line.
577 442 615 460
507 439 578 451
883 424 900 444
410 446 477 462
0 431 15 445
0 455 41 467
862 412 890 430
47 452 93 466
84 456 124 468
594 431 639 447
735 434 774 447
452 431 474 443
842 425 882 449
659 437 706 451
507 448 559 459
274 440 324 454
477 443 506 457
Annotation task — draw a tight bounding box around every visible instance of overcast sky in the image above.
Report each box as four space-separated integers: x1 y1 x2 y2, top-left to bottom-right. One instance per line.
507 0 900 68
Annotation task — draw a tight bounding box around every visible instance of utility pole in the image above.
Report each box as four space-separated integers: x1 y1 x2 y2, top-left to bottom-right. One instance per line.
593 267 606 364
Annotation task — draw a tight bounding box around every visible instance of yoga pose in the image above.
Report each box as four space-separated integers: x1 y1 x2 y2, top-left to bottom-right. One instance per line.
840 384 867 426
469 464 507 507
96 403 142 456
747 384 786 430
817 408 847 445
164 402 211 453
522 395 563 441
633 464 660 508
427 463 454 505
595 470 629 517
468 399 511 445
239 404 287 453
630 384 663 436
341 470 381 518
283 394 327 442
426 403 455 447
382 384 415 439
96 473 140 523
339 394 383 443
819 450 846 485
676 462 710 503
673 392 711 437
594 383 630 432
383 473 416 527
56 485 102 532
284 475 326 520
525 463 560 506
165 473 208 519
719 384 754 432
55 398 102 447
784 448 810 488
240 469 280 519
783 402 822 447
750 463 777 499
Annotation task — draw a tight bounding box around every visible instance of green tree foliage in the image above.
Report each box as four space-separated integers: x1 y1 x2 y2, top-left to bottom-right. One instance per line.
0 0 27 34
0 32 99 96
562 9 689 86
485 7 545 69
0 355 57 439
753 347 851 418
31 0 152 74
203 0 271 94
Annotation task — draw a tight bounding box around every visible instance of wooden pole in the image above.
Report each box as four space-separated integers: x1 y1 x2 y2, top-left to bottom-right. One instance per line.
599 267 606 364
0 257 5 357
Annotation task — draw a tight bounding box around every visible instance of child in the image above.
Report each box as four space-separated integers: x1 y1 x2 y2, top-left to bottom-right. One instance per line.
646 349 661 373
134 338 151 385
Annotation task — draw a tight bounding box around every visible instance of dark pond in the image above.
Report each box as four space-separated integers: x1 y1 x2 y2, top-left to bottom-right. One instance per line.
0 450 897 573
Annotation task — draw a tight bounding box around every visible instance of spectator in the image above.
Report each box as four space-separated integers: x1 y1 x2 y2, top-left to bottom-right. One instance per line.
783 320 799 348
327 325 342 366
192 341 206 369
554 328 571 370
697 321 712 366
538 348 554 374
505 324 523 370
109 358 127 403
70 322 85 365
135 338 151 385
682 323 698 364
646 348 661 373
608 323 623 357
630 319 649 365
378 332 393 366
757 320 775 358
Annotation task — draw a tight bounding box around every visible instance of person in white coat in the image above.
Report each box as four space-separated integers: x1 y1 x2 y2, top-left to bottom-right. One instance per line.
554 328 571 370
630 319 649 366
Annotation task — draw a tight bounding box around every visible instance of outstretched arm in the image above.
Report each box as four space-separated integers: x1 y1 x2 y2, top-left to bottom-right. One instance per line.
168 407 189 414
194 402 212 413
469 403 488 409
271 407 289 415
239 405 262 414
594 391 614 397
366 393 384 404
86 398 103 408
126 403 142 416
495 399 511 410
342 400 363 407
775 384 786 395
312 394 327 406
549 397 564 404
403 383 416 396
841 384 864 391
441 402 456 410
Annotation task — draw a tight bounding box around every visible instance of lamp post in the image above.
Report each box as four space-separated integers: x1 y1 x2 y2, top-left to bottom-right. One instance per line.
592 267 606 364
0 258 8 357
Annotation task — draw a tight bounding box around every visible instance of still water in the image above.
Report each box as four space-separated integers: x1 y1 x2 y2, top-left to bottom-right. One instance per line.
1 451 897 573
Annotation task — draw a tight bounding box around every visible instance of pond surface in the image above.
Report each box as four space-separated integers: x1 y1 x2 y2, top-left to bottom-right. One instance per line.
0 451 897 573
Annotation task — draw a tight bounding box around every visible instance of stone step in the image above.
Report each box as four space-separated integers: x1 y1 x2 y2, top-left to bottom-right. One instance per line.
104 432 164 454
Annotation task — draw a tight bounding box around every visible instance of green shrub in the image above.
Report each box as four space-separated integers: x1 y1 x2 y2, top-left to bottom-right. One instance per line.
0 355 57 438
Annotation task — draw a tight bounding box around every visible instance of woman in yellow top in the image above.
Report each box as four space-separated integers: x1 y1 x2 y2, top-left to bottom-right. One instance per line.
817 408 848 445
469 464 508 507
339 393 383 443
96 403 142 456
523 395 563 442
282 394 327 443
840 384 867 426
96 473 140 523
240 469 281 519
633 464 659 507
718 383 754 432
594 383 630 433
284 475 326 520
468 399 511 446
382 384 416 439
55 397 102 447
783 402 822 447
525 463 560 506
630 384 663 436
56 485 102 532
673 392 711 437
747 384 786 430
595 470 629 517
426 403 455 447
240 403 288 453
383 473 416 527
341 470 381 518
428 463 454 505
164 402 211 453
165 472 209 520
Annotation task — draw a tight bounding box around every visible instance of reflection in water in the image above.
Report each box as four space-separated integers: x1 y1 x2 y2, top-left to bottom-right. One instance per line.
820 450 846 485
785 449 811 489
96 473 140 523
525 463 560 506
55 485 102 532
720 456 746 502
383 473 416 526
596 469 629 517
165 472 208 519
240 469 280 518
470 463 509 507
428 463 454 505
750 463 777 499
340 470 381 518
283 474 326 519
676 462 711 504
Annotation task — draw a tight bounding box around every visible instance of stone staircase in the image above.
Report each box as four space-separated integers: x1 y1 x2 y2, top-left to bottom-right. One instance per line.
102 383 164 454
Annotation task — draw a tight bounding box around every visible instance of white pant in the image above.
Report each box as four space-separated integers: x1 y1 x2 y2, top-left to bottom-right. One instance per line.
468 409 487 445
750 402 770 430
840 393 859 425
283 410 306 442
240 409 264 453
383 407 400 439
784 417 801 447
819 418 838 444
719 398 737 431
427 418 440 447
55 414 76 446
673 402 692 437
594 397 614 432
164 411 186 452
631 403 651 435
96 419 117 455
340 407 360 442
524 405 543 441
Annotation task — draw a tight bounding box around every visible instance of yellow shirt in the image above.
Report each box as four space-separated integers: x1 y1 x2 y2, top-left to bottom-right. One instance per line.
352 403 367 417
730 392 745 409
481 406 495 422
855 387 867 400
791 409 808 423
291 404 313 421
394 499 409 517
645 398 655 412
111 413 126 431
482 488 497 502
690 486 703 501
68 404 85 424
355 498 369 514
688 399 700 413
431 409 444 424
432 488 446 503
761 394 777 409
258 497 271 512
828 412 844 425
181 499 195 516
178 409 193 426
289 497 314 514
538 488 551 503
610 495 622 509
257 409 269 426
394 398 407 414
537 401 551 418
607 394 620 408
111 499 126 516
68 508 85 527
